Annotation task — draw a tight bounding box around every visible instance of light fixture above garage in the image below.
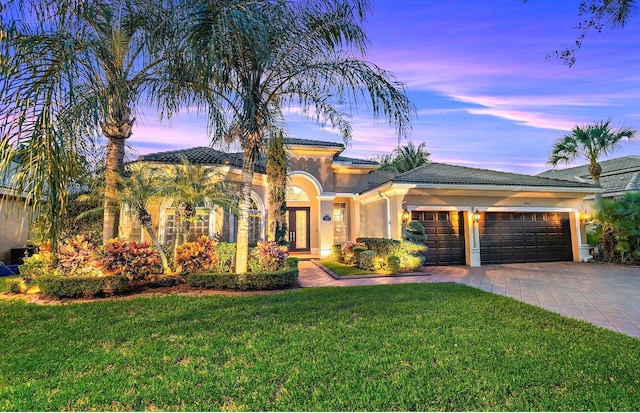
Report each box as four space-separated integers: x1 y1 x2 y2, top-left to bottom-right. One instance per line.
401 209 411 224
472 209 481 223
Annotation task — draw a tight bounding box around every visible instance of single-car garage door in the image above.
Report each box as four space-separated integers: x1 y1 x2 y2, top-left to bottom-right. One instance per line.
479 212 573 264
412 211 465 265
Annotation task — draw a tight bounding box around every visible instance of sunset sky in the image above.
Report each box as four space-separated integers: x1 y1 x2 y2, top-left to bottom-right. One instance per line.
129 0 640 175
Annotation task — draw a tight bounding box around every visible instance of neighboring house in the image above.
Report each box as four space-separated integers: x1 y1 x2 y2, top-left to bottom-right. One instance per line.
538 155 640 200
122 138 596 266
0 161 31 264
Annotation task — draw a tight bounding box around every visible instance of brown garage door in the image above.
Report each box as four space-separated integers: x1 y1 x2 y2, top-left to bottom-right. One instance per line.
479 212 573 264
412 211 465 265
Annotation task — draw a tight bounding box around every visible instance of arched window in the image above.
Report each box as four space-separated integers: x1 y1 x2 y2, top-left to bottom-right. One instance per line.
248 197 262 247
286 186 309 202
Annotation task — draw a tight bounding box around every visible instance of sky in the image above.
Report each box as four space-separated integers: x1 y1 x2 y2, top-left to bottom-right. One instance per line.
128 0 640 175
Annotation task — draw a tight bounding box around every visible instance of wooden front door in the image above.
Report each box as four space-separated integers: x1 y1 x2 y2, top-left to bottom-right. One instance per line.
287 207 310 252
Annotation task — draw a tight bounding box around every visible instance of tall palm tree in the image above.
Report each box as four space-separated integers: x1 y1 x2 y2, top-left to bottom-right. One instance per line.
117 164 171 274
548 119 637 201
186 0 414 273
158 156 238 251
378 141 430 173
0 0 188 245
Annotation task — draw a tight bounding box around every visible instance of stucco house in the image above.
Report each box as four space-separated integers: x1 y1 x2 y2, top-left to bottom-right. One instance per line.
0 161 31 265
121 138 597 266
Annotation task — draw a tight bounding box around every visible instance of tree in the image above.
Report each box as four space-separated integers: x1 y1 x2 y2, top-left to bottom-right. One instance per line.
548 119 636 201
594 192 640 263
186 0 414 273
158 156 238 251
0 0 187 244
266 133 288 245
377 141 430 173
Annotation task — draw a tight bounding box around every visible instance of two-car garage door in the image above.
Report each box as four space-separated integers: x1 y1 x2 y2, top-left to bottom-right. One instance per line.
412 210 573 265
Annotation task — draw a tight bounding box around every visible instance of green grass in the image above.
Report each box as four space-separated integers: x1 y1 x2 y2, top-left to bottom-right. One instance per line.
1 284 639 411
318 259 378 276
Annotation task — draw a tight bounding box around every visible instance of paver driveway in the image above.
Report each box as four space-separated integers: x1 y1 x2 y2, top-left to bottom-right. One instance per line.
298 261 640 338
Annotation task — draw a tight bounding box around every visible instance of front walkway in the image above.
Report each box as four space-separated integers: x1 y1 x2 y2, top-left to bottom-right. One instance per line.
298 261 640 338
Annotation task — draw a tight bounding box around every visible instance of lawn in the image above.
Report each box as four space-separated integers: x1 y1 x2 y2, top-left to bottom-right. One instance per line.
317 259 379 276
1 283 639 411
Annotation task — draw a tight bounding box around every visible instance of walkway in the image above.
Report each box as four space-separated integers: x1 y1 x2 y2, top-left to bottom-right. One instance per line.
298 260 640 338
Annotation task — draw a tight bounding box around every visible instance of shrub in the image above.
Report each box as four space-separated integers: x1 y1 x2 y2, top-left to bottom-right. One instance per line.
186 267 298 291
56 235 102 277
340 241 366 265
391 241 428 271
174 235 218 275
9 279 26 294
330 244 342 261
358 250 378 271
387 255 401 273
403 221 428 244
214 242 236 273
353 246 368 266
38 275 128 298
249 241 288 272
356 237 401 257
102 238 162 280
285 256 299 269
19 251 55 279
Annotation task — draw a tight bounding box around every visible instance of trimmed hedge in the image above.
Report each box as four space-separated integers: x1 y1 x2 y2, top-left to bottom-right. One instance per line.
356 237 401 257
39 275 129 298
186 267 299 291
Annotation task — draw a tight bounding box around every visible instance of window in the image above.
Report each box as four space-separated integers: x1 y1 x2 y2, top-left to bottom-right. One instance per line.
164 201 210 245
286 186 309 202
333 202 347 244
248 198 262 247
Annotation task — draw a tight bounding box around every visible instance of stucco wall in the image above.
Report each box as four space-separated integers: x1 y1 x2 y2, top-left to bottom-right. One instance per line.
0 196 30 263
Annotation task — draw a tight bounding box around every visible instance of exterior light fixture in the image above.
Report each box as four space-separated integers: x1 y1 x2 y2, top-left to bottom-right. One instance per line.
579 210 591 223
401 209 411 224
472 209 481 223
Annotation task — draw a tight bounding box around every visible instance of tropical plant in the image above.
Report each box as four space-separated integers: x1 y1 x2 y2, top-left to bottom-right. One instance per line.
0 0 188 245
56 234 103 277
174 235 218 275
266 132 289 245
376 141 430 173
101 238 162 280
249 241 288 272
594 192 640 264
548 119 636 201
185 0 414 273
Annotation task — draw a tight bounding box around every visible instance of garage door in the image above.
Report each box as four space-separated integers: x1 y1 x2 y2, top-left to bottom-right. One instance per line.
479 212 573 264
412 211 465 265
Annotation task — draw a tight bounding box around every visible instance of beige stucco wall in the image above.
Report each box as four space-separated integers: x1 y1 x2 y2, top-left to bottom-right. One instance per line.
0 195 30 263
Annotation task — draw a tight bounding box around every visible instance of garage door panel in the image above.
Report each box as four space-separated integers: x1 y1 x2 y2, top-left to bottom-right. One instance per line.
413 211 465 265
480 212 572 264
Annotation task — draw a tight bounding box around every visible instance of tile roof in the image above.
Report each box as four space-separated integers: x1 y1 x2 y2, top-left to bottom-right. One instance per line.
538 155 640 195
385 162 596 189
284 137 344 148
334 156 379 166
137 147 267 172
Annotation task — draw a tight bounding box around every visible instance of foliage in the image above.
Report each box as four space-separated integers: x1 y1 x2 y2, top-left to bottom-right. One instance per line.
330 244 342 261
358 250 379 271
266 132 289 245
38 274 128 298
317 260 377 277
18 249 55 279
285 257 299 269
340 241 367 265
353 246 368 266
391 241 427 271
3 284 640 410
174 236 218 275
386 255 401 273
8 279 26 294
56 235 102 277
402 220 428 244
356 237 402 257
101 238 162 281
375 141 430 173
213 242 236 273
594 192 640 264
185 267 298 291
249 241 288 272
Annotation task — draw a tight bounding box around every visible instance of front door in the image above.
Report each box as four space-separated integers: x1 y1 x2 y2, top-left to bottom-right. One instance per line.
287 207 310 252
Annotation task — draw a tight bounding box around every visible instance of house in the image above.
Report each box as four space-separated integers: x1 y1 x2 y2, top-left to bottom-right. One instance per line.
0 161 32 265
538 155 640 200
122 138 596 266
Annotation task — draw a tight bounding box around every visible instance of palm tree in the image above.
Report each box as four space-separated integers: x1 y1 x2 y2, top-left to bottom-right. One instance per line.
0 0 188 244
117 164 171 274
158 156 238 252
378 141 430 173
186 0 414 273
548 119 637 201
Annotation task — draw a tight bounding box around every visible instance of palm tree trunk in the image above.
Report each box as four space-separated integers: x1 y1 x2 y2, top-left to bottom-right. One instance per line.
235 146 257 274
103 136 126 241
138 208 171 274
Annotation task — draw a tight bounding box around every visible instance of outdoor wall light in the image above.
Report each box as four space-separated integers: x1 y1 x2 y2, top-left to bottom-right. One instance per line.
401 209 411 224
472 209 481 223
579 210 591 222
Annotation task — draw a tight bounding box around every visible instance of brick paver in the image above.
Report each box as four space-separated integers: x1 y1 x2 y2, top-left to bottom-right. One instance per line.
298 261 640 338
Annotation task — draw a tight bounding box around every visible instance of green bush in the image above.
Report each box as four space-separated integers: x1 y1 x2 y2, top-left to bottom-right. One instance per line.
358 250 378 271
285 257 299 269
39 275 129 298
391 241 427 271
19 252 56 278
186 267 298 291
249 241 288 272
56 234 101 276
356 237 401 257
214 242 236 273
353 246 368 266
330 244 342 261
387 255 401 273
102 238 162 280
402 221 428 244
9 279 26 294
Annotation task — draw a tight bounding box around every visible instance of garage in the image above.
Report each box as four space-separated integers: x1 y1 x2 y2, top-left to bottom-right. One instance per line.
412 211 465 265
479 212 573 264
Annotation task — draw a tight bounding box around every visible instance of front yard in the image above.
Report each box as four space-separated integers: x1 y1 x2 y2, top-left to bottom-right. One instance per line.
1 283 639 411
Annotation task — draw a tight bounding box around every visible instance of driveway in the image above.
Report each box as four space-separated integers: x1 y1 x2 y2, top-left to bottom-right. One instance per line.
298 261 640 338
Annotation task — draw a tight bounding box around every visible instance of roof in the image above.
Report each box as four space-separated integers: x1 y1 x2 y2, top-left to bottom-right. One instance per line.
538 155 640 195
284 137 344 148
382 162 596 189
